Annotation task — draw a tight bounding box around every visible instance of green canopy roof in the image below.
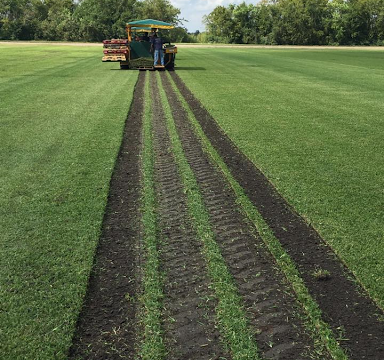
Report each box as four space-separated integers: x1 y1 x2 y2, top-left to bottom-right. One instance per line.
127 19 174 29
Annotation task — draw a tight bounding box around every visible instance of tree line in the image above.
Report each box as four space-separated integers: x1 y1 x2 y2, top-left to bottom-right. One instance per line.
0 0 195 41
204 0 384 45
2 0 384 45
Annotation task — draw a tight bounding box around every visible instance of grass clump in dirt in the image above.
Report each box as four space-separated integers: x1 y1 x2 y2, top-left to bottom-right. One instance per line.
312 268 332 281
130 57 153 68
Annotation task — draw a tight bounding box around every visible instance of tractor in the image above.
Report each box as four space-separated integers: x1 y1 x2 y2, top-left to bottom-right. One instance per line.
102 19 177 70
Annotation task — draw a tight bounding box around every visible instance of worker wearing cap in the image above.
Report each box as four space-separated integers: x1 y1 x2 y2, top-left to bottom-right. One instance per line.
150 33 164 66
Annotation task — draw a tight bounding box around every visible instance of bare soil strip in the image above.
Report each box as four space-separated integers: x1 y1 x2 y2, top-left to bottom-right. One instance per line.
170 71 384 360
69 72 145 359
160 72 323 360
150 72 228 360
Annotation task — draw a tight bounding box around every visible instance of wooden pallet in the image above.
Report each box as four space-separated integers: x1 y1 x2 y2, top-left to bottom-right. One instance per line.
102 55 126 62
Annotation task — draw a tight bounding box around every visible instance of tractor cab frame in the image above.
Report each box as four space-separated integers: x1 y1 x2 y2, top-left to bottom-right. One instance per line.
102 19 178 70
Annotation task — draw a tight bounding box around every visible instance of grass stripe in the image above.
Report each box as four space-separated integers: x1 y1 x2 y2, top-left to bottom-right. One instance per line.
157 72 261 360
167 71 348 360
139 72 165 360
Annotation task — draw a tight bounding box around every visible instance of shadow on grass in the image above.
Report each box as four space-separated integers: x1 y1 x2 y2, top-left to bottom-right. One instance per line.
109 67 207 71
174 67 206 71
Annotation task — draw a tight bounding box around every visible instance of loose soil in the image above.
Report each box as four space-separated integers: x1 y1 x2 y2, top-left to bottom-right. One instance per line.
170 71 384 360
68 72 145 359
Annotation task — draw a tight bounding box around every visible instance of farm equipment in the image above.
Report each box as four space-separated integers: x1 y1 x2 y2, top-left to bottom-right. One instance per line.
102 19 178 70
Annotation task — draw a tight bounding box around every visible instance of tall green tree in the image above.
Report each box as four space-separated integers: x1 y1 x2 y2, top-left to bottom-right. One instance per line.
272 0 329 45
254 0 276 44
0 0 77 40
327 0 350 44
73 0 139 41
138 0 180 24
0 0 33 39
327 0 384 45
39 0 76 40
0 0 182 41
203 0 384 45
204 5 235 42
232 2 258 43
347 0 384 44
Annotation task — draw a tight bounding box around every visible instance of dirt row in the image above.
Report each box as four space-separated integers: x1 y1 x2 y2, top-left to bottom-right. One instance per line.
69 70 384 360
150 73 226 359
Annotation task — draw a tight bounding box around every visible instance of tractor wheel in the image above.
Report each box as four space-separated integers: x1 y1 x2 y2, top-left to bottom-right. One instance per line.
166 60 175 71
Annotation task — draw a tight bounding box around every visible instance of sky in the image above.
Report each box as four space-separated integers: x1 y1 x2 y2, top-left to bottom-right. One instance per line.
170 0 255 33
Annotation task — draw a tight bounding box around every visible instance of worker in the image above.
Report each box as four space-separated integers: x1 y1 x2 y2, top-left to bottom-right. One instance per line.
141 32 149 41
150 33 164 66
150 28 157 39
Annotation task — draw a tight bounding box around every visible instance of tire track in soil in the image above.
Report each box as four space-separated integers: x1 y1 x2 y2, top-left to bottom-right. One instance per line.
160 72 323 360
169 71 384 360
69 72 145 360
150 72 229 360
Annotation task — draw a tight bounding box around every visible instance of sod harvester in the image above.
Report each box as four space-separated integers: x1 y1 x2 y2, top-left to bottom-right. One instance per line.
102 19 177 70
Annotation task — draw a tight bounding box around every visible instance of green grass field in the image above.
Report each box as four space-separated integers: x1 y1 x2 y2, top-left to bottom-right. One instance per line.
176 47 384 309
0 44 137 359
1 43 384 359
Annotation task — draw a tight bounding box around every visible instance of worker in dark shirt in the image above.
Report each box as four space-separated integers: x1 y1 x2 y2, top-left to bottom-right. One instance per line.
141 32 149 41
150 33 164 66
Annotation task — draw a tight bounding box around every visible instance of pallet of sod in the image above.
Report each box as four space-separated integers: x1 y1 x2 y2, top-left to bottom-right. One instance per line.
130 57 153 68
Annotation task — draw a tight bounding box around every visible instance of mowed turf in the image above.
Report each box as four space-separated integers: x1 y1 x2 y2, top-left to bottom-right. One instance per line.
2 43 384 359
0 44 137 359
176 47 384 309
